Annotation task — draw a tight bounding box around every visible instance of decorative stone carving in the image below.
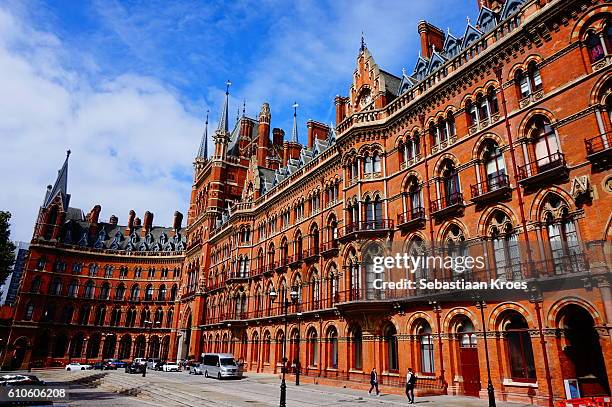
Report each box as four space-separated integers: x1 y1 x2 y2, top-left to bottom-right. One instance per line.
569 175 591 201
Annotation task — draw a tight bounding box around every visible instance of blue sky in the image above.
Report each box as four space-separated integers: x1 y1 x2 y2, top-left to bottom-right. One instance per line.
0 0 476 241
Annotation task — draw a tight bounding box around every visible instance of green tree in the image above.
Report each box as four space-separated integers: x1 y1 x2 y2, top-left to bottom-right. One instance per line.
0 211 16 287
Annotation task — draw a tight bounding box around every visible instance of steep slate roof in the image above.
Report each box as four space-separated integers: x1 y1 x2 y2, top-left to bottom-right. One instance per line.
44 150 71 209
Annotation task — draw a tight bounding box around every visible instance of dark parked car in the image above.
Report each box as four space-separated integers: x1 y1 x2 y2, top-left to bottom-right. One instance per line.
93 361 115 370
125 362 145 374
106 359 127 369
154 360 166 371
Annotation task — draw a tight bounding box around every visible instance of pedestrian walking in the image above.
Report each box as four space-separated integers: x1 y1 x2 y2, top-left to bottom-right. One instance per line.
406 367 416 404
368 367 380 396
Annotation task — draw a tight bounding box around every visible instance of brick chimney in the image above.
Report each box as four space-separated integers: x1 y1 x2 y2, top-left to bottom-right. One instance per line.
418 21 445 59
257 103 271 167
109 215 118 225
134 217 142 227
87 204 101 224
335 96 349 125
143 211 153 235
283 141 302 166
307 120 330 148
173 211 183 230
272 128 285 147
125 209 136 236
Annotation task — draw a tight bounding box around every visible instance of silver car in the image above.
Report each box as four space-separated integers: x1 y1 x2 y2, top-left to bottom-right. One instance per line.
189 363 203 375
201 353 242 379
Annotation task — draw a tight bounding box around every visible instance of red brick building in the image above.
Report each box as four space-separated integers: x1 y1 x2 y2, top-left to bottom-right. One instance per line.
3 0 612 405
2 151 186 369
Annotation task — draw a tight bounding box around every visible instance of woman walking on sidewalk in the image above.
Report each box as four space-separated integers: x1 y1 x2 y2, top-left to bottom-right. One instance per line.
369 367 380 396
405 367 416 404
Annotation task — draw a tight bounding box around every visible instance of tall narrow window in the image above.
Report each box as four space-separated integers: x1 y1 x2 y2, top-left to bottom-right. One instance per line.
419 323 435 374
505 312 536 381
384 324 399 372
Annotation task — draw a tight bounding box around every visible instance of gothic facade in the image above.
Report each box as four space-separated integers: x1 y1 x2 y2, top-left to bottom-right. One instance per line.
3 0 612 405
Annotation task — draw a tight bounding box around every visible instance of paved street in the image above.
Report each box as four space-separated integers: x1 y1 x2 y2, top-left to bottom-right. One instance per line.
18 369 533 407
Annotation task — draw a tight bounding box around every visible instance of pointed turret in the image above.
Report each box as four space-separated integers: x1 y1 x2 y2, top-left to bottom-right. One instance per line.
197 110 209 159
44 150 71 209
291 102 299 143
217 80 230 133
213 80 232 158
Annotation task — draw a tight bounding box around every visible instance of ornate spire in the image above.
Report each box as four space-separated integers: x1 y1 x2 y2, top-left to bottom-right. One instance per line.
242 100 246 117
197 110 209 159
360 31 366 52
291 102 299 143
44 150 71 208
216 80 231 133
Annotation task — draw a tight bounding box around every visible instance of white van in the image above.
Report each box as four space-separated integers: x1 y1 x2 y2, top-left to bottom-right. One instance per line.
201 353 242 379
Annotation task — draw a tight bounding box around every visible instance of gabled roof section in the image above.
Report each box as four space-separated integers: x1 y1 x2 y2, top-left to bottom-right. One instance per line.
500 0 525 20
44 150 71 209
461 23 483 49
398 71 418 95
476 6 499 33
443 31 461 58
427 50 447 73
413 55 430 81
379 70 401 98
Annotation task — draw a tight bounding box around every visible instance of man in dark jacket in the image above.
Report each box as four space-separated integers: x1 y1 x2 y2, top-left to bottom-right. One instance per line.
369 367 380 396
406 367 416 404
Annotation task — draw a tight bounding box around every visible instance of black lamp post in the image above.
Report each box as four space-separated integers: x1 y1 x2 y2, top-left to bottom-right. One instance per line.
475 298 496 407
268 287 298 407
295 311 302 386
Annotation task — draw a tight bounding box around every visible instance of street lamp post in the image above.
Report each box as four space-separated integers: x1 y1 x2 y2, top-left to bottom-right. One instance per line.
475 298 496 407
429 300 446 391
295 311 302 386
268 287 299 407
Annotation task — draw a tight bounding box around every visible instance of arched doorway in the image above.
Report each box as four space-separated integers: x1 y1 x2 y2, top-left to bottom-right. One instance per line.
118 335 132 360
86 333 102 360
456 317 480 397
10 338 28 369
160 336 170 360
180 314 192 359
148 336 160 358
134 335 146 358
102 334 117 359
559 305 610 396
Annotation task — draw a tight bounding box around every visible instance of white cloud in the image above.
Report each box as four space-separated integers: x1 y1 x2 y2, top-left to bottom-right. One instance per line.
0 6 203 241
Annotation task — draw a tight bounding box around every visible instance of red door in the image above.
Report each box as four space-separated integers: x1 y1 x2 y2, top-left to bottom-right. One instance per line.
460 347 481 397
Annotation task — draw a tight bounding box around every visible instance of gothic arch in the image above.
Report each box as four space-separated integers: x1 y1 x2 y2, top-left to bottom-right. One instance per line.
489 302 533 331
443 307 481 332
569 5 612 42
590 71 612 105
517 108 557 139
406 312 435 334
547 296 604 327
529 187 576 222
471 133 506 159
476 204 520 236
433 153 461 175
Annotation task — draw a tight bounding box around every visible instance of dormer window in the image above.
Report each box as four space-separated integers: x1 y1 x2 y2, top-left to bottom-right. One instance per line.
359 89 372 109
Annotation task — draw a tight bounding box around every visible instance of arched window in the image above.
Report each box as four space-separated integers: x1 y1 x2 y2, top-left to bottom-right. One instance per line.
516 62 543 99
347 248 361 301
384 324 399 372
84 280 94 299
403 176 423 221
78 305 91 325
489 212 521 280
49 277 62 296
99 282 110 300
144 284 154 301
170 285 177 301
543 195 583 274
531 117 560 168
62 305 74 324
458 318 477 348
418 321 435 374
115 283 125 300
351 325 363 370
263 331 271 364
586 30 605 63
94 305 106 325
307 328 318 367
503 312 536 381
30 276 41 293
439 159 461 206
24 303 34 320
67 279 79 297
483 141 506 188
131 284 140 301
110 307 121 326
327 327 338 369
158 285 167 301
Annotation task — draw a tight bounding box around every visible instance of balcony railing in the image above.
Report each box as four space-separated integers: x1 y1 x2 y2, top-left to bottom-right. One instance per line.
302 248 320 261
397 207 426 229
339 220 393 241
517 152 567 185
585 132 612 169
430 192 464 217
320 240 339 256
470 173 511 202
585 132 612 155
